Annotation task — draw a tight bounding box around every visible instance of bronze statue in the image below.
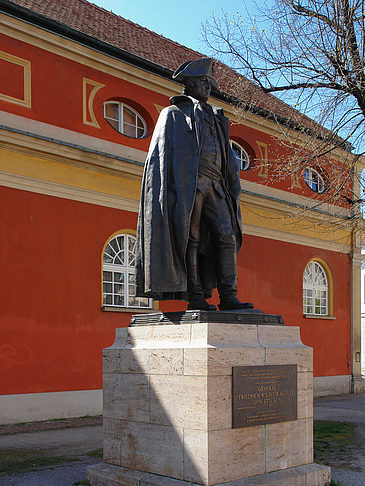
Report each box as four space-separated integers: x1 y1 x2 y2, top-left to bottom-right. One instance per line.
136 58 253 311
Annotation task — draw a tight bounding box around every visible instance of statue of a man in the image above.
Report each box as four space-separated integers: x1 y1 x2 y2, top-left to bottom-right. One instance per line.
136 58 253 311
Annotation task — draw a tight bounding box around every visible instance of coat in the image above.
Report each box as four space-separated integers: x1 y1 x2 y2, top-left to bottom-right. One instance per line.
135 95 242 300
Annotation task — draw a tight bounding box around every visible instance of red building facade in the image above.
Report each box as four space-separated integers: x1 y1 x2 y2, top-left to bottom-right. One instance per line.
0 0 363 423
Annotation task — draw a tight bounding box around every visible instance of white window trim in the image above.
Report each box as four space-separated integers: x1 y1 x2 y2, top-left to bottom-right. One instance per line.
303 167 325 193
230 140 250 170
104 101 147 139
102 234 152 309
303 261 328 316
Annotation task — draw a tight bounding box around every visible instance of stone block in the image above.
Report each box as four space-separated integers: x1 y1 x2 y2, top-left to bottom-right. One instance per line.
304 462 332 486
265 347 313 372
257 326 303 346
149 375 231 430
103 418 122 464
117 420 185 479
95 318 321 486
103 348 121 373
223 466 306 485
86 463 331 486
104 436 121 465
119 348 184 375
208 427 266 484
183 426 265 484
297 372 313 419
190 323 260 347
103 373 149 422
128 324 192 348
87 463 145 486
265 418 313 472
184 347 265 376
109 327 128 348
86 463 199 486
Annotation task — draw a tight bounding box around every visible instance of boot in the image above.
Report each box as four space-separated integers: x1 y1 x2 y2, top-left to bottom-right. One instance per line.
187 299 217 311
219 296 254 310
216 245 254 310
186 240 216 311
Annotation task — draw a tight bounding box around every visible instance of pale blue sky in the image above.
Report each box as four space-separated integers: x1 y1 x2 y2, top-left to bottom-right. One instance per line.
92 0 258 54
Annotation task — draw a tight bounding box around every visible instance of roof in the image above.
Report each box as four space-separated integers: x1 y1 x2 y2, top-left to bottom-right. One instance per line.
1 0 334 137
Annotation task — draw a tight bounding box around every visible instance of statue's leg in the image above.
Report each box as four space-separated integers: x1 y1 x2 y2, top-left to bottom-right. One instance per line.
203 187 254 310
216 240 238 298
187 190 216 311
215 243 253 310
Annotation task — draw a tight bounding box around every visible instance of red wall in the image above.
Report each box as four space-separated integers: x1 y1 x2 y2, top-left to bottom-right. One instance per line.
236 235 351 377
0 33 352 395
1 186 135 394
0 186 351 396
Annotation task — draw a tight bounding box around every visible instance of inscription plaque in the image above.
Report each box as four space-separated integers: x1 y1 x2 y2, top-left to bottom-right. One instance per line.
232 365 297 428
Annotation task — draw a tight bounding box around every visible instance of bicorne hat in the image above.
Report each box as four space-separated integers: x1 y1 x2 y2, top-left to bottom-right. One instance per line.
172 58 218 89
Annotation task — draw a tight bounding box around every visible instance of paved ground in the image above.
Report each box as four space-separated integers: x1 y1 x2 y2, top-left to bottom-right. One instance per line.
0 417 103 486
0 394 364 485
314 393 365 485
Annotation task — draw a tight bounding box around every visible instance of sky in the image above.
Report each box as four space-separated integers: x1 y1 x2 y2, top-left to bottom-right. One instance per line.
91 0 258 54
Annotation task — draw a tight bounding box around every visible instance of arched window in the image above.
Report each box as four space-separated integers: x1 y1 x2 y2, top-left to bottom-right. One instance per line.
104 101 147 138
103 234 151 309
303 168 326 193
230 140 250 170
303 261 328 315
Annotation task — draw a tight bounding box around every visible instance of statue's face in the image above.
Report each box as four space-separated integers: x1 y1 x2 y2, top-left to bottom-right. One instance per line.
189 76 211 102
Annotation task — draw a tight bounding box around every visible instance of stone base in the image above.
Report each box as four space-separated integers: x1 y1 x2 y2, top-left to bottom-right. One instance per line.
86 462 331 485
93 313 330 485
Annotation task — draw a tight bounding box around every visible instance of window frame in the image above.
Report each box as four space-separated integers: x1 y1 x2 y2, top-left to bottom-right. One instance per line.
103 101 147 139
230 140 250 171
303 167 326 194
102 233 152 310
303 260 330 317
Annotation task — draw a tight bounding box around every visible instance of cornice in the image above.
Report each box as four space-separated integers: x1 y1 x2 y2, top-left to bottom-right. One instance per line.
0 122 145 181
243 223 351 254
0 169 139 211
241 179 353 222
0 168 352 253
0 120 356 232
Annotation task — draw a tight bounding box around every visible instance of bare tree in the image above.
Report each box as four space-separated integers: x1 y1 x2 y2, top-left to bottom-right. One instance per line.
203 0 365 228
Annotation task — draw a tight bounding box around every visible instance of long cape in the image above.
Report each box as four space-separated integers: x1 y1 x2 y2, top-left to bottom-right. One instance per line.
135 95 242 300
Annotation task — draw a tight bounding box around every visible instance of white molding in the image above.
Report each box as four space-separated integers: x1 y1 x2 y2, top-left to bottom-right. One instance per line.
0 170 351 250
242 179 352 220
243 223 351 253
0 389 102 424
0 110 147 165
0 170 139 212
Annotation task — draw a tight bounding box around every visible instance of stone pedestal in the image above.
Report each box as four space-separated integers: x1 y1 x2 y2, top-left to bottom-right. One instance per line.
86 311 330 485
